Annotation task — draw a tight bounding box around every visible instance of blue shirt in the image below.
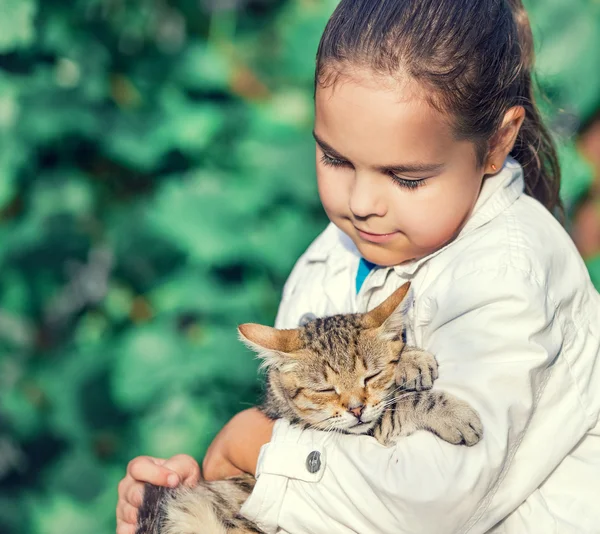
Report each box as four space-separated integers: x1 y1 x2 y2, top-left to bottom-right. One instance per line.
355 258 377 294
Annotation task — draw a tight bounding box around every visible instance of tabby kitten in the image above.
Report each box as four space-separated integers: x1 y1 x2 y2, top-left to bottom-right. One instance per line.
136 283 483 534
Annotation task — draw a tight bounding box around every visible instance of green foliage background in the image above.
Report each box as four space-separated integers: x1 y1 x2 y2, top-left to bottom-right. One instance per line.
0 1 598 533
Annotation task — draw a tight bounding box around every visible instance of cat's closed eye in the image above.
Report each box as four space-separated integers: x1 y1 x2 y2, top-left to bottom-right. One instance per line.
364 371 383 386
315 387 337 394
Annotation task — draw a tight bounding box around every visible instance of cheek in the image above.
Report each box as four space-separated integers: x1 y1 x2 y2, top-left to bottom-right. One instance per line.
316 166 349 216
365 376 396 404
395 180 480 249
364 392 383 408
294 394 340 418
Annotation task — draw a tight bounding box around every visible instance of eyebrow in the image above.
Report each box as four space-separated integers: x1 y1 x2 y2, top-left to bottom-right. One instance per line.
312 131 445 175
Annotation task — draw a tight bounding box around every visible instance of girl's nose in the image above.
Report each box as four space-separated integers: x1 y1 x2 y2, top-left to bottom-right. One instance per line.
349 172 387 219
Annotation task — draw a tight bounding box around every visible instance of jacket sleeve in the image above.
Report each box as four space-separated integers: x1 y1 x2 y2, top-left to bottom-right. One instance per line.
240 267 586 534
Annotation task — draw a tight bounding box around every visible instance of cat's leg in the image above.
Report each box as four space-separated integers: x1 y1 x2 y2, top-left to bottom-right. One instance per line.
395 347 439 391
374 390 483 447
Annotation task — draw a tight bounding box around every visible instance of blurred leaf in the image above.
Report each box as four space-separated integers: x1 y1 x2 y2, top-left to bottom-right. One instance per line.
111 321 259 412
527 0 600 125
136 395 218 458
0 0 37 52
557 140 594 211
28 493 101 534
173 42 233 91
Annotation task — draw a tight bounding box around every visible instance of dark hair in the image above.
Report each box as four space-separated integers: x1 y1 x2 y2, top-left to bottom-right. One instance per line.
315 0 563 215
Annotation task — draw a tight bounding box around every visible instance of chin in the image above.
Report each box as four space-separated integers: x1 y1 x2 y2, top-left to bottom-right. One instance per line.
342 230 416 266
355 245 415 267
343 419 378 435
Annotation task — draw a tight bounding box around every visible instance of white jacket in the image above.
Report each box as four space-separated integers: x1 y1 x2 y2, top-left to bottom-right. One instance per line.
240 158 600 534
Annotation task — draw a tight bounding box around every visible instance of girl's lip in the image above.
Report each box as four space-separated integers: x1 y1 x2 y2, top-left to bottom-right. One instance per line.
356 228 398 243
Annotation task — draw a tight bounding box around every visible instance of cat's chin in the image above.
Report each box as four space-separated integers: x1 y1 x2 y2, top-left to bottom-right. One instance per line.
343 419 378 435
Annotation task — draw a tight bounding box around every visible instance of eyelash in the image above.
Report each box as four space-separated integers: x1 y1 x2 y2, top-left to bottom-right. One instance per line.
320 153 427 190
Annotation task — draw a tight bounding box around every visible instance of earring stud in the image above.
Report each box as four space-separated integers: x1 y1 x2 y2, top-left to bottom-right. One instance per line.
491 163 497 171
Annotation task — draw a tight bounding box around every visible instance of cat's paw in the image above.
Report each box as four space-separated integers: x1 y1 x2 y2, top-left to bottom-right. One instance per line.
395 349 439 391
425 396 483 446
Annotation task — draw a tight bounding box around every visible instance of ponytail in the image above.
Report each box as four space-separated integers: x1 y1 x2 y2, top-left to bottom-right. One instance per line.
505 0 534 70
511 79 563 217
505 0 563 216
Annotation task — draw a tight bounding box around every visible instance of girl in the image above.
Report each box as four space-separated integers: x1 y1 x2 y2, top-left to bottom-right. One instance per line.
116 0 600 532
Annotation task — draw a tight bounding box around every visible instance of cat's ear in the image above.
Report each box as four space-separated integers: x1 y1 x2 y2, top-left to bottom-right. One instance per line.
238 323 303 369
362 282 411 341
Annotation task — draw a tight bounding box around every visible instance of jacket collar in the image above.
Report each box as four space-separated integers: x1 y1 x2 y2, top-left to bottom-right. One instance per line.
305 156 525 277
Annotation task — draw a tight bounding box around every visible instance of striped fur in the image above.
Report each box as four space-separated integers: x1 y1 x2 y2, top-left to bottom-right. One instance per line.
137 475 259 534
136 284 483 534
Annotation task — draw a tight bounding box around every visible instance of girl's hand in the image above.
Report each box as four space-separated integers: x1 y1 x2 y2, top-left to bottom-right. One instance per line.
202 407 275 481
116 454 201 534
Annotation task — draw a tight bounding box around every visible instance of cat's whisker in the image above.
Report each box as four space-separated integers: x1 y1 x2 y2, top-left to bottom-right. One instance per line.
307 414 340 431
375 398 401 414
387 384 413 398
381 396 401 407
376 385 413 410
324 425 345 447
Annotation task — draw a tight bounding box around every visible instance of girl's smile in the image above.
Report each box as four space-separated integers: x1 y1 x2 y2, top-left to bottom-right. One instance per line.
354 227 401 244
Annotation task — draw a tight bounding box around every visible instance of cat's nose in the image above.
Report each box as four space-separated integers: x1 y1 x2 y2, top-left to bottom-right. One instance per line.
348 404 365 419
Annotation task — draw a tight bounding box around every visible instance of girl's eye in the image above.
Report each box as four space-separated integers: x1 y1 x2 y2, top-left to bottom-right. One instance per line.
364 371 382 385
389 173 428 190
321 151 428 190
320 153 350 168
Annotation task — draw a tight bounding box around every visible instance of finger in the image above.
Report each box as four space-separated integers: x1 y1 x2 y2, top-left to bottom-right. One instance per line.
125 481 145 508
117 477 131 499
116 519 137 534
162 454 201 487
127 456 179 487
117 500 140 525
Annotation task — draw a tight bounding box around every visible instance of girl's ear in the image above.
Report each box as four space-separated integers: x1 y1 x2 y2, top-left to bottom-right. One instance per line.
486 106 526 173
362 282 411 340
238 323 303 369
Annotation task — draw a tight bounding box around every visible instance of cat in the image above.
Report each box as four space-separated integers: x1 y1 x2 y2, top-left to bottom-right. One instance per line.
136 282 483 534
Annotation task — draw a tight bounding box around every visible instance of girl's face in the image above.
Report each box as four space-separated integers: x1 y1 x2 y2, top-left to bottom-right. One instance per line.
314 71 486 267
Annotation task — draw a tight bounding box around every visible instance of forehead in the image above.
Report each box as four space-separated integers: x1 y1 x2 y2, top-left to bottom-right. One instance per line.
300 314 386 369
314 71 457 165
301 314 363 351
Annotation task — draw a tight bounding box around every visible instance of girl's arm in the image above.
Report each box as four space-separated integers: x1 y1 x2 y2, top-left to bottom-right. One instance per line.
239 267 596 534
201 407 274 480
